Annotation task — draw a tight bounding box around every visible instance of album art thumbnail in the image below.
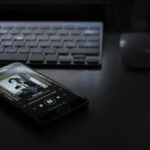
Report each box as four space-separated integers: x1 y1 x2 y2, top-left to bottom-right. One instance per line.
0 73 48 96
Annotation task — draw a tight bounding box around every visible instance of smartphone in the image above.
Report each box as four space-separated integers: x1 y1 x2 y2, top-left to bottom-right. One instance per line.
0 62 89 123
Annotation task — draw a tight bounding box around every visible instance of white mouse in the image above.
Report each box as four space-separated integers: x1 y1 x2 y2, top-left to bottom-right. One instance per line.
120 32 150 68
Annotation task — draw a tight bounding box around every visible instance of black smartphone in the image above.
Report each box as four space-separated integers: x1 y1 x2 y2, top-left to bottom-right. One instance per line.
0 62 89 123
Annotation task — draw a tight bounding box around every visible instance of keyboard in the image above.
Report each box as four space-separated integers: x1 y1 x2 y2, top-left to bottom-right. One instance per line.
0 21 103 67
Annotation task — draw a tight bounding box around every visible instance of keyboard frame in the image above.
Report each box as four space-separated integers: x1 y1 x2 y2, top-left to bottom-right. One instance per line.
0 21 103 68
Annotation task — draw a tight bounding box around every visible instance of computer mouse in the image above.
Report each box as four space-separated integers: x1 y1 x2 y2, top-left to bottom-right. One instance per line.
120 32 150 68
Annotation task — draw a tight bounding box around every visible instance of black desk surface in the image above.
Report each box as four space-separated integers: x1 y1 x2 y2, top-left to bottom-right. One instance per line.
1 33 150 150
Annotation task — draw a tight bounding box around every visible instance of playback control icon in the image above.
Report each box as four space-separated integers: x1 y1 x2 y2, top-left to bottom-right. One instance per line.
44 98 56 105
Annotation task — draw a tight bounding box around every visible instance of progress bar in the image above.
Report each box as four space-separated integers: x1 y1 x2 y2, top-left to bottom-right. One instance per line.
28 91 56 105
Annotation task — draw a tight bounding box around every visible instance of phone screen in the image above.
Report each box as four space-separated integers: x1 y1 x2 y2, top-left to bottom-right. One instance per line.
0 63 86 120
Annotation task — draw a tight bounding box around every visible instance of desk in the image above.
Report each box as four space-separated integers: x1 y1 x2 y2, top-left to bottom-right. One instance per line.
0 33 150 150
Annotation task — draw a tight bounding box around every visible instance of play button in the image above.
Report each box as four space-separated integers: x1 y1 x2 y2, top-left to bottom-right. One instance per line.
44 98 56 105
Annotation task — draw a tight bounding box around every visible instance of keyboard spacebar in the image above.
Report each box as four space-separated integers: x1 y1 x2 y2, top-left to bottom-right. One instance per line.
71 48 99 55
0 54 28 61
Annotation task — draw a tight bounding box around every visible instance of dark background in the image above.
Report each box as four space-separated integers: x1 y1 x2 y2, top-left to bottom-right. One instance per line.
0 0 150 150
1 0 150 32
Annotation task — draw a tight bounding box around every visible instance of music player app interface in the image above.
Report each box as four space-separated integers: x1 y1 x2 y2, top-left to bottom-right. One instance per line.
0 62 86 122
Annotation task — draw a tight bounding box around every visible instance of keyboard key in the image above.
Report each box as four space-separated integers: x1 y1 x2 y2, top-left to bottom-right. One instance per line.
76 36 86 41
27 25 38 29
64 26 75 29
77 26 87 30
58 30 69 35
78 42 99 48
5 47 17 53
29 54 44 62
32 48 43 54
40 25 50 29
2 41 13 46
10 29 20 34
14 35 24 41
63 36 74 41
39 42 50 47
0 29 8 34
14 41 26 47
26 35 37 41
38 35 49 41
44 48 56 54
0 54 28 61
46 54 58 62
89 26 100 30
22 30 32 35
73 58 85 63
65 42 76 48
58 48 69 55
1 35 13 40
16 54 28 61
3 25 14 29
53 42 64 48
74 55 85 58
33 30 44 35
82 30 100 35
87 58 99 63
52 25 62 29
59 58 71 63
27 41 38 47
89 36 99 41
71 48 99 55
18 48 30 53
71 30 81 35
46 30 57 35
0 47 5 53
15 25 26 29
50 36 61 41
